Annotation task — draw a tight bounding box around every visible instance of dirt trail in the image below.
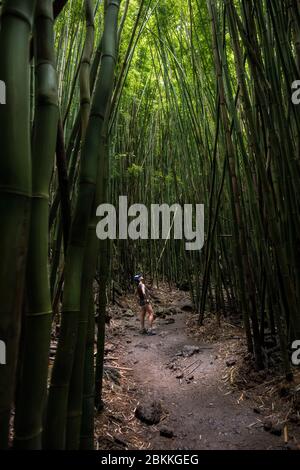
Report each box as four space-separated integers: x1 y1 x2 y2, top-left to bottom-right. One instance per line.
99 286 287 451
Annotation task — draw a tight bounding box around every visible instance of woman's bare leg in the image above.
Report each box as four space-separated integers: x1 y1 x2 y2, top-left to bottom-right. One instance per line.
140 306 147 331
146 304 155 329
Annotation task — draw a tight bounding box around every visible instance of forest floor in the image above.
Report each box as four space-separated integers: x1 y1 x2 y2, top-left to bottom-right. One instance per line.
95 284 300 450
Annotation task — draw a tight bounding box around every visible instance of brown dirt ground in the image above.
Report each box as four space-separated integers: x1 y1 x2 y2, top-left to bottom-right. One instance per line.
95 285 300 450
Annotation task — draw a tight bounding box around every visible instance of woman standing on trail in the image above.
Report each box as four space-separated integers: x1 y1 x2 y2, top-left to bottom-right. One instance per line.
134 275 156 335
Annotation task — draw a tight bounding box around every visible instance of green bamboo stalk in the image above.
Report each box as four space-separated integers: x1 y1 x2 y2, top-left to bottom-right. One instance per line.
55 117 71 254
44 0 121 449
80 0 95 139
80 293 95 450
94 121 110 410
65 0 95 449
13 0 59 449
66 222 97 449
0 0 36 449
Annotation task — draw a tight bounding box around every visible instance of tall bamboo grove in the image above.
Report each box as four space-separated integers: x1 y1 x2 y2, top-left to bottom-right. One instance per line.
0 0 299 450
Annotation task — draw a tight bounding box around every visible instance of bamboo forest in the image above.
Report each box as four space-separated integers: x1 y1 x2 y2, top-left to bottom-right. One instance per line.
1 0 300 455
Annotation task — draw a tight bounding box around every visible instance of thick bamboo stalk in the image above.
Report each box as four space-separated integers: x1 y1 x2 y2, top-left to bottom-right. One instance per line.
65 1 95 449
80 293 95 450
44 0 121 449
13 0 59 449
0 0 36 449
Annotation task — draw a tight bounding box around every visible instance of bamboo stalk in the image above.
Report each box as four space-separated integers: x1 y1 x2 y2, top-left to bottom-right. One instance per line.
44 0 121 449
13 0 59 449
0 0 36 449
